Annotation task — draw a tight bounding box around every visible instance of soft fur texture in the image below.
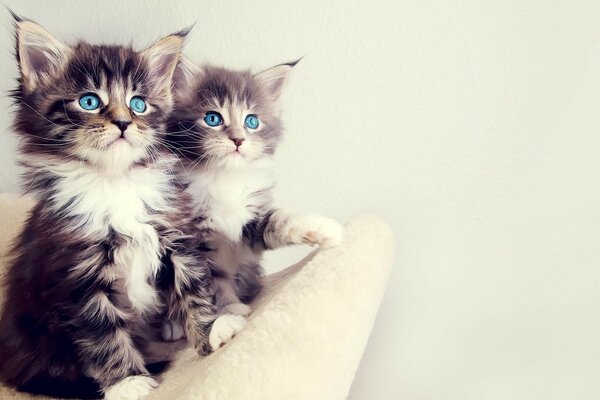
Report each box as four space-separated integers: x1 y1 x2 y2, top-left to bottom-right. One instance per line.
165 61 344 337
0 17 223 399
0 194 395 400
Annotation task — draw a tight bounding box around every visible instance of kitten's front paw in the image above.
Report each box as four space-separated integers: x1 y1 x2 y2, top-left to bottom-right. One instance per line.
224 302 252 316
161 319 185 342
209 314 247 351
286 214 344 249
104 375 158 400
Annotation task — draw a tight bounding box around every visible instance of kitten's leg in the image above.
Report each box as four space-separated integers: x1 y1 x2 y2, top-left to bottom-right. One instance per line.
243 209 344 250
161 272 249 347
232 263 264 306
161 278 252 342
166 253 218 354
160 254 251 343
204 262 249 349
71 275 156 399
215 276 253 316
209 256 254 316
166 252 247 353
160 274 249 342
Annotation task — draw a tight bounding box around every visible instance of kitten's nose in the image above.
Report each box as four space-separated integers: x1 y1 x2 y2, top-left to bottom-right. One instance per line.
231 138 245 147
112 119 132 133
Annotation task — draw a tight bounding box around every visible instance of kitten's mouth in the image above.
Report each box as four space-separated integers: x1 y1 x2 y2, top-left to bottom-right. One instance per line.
111 138 129 147
110 134 131 147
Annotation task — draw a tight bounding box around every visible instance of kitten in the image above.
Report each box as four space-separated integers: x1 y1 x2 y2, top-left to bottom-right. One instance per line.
164 59 344 337
0 16 243 400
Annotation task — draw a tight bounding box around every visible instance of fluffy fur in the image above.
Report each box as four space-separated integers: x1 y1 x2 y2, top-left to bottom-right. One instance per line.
0 16 219 399
164 60 344 335
0 203 394 400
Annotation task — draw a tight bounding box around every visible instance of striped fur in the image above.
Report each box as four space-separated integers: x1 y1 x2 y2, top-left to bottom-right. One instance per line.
0 16 217 399
166 61 344 324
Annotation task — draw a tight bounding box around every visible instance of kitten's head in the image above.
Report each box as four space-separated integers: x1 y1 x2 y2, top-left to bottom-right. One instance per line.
12 15 187 173
168 59 297 169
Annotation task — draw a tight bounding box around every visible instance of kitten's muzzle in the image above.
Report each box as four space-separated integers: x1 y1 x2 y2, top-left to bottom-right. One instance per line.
112 119 132 135
231 137 245 147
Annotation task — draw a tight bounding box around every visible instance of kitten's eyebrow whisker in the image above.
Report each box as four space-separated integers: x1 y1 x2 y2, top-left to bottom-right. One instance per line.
131 55 144 86
73 58 98 89
69 63 89 81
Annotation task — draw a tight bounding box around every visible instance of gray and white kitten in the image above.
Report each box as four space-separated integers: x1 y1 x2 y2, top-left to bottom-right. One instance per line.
0 16 244 400
164 59 343 337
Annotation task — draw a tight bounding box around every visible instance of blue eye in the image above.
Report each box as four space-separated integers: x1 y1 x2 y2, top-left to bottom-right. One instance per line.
244 114 259 129
129 96 147 113
204 112 223 127
78 94 101 111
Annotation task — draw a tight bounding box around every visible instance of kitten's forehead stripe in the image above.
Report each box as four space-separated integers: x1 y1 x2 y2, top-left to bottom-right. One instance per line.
197 69 258 107
66 44 150 97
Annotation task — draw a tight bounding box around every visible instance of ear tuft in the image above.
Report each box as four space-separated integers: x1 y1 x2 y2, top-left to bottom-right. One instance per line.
254 59 299 104
282 57 303 68
142 31 188 93
15 18 69 91
172 23 196 39
8 8 24 23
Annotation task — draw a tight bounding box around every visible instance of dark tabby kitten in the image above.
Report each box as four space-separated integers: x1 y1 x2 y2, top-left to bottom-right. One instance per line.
163 59 343 338
0 16 239 400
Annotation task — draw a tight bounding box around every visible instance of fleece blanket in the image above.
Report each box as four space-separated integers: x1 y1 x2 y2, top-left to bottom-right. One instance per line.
0 193 395 399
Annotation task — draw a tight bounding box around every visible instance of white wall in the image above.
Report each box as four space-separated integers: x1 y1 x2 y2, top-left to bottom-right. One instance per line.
1 1 600 399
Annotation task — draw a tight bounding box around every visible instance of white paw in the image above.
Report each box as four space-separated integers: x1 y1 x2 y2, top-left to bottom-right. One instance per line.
104 375 158 400
209 313 247 351
286 214 344 248
224 302 252 316
161 319 186 341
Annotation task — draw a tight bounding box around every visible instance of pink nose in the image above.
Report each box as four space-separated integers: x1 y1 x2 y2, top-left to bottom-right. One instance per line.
231 138 245 147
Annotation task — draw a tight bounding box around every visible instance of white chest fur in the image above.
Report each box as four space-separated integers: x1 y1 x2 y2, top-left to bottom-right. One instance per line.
51 162 172 313
188 158 275 242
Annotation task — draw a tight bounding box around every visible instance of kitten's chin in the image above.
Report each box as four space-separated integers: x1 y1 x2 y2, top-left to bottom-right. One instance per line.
85 144 148 174
217 152 252 169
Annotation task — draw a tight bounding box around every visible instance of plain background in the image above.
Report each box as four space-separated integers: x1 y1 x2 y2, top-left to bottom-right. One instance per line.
1 1 599 399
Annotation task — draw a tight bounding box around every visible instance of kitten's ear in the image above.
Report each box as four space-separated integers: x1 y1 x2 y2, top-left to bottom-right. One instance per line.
13 14 70 91
254 58 300 104
173 55 203 93
141 28 189 94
